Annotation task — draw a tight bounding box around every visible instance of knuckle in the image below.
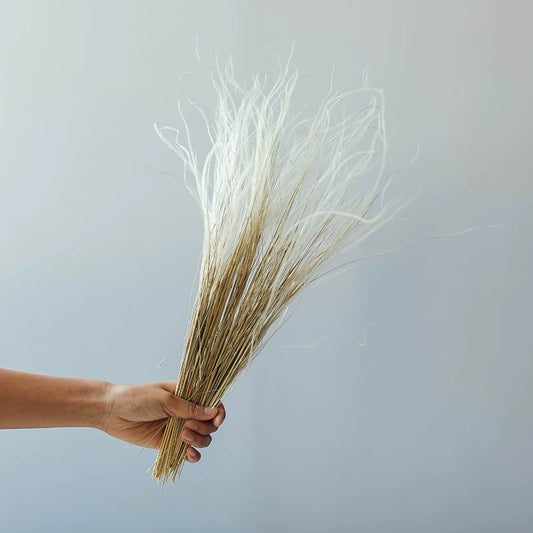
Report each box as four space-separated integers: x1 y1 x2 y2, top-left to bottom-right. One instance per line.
185 421 199 432
198 422 216 435
189 448 201 462
192 434 211 448
187 402 199 417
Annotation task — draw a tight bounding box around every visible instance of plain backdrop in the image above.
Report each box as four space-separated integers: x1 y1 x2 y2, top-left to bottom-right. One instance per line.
1 1 531 532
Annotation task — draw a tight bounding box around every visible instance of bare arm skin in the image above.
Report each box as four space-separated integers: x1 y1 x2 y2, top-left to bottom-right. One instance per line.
0 368 226 463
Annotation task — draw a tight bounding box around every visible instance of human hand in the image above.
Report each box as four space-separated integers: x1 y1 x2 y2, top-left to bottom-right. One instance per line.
98 380 226 463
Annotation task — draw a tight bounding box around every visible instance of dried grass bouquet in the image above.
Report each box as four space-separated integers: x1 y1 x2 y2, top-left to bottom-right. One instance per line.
152 53 409 483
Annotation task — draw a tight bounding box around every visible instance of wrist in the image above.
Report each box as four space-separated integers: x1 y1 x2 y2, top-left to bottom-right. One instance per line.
92 380 115 431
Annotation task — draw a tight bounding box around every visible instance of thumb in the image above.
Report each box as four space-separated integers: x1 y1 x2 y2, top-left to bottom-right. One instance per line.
164 392 218 421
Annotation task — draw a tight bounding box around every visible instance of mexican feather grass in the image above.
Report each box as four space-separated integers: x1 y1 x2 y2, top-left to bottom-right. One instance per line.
152 54 409 484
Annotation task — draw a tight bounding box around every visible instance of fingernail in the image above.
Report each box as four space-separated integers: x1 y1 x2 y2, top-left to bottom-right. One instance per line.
203 406 217 415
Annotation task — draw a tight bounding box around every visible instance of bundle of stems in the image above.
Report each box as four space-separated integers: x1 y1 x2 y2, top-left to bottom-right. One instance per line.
152 55 407 483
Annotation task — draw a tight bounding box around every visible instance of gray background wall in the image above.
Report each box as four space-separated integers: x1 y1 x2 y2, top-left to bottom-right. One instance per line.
1 1 531 532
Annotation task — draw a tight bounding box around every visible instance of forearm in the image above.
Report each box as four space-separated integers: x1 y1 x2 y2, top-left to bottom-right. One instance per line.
0 368 110 430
